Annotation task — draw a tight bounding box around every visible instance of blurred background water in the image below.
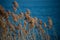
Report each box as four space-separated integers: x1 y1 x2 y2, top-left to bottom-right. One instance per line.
0 0 60 40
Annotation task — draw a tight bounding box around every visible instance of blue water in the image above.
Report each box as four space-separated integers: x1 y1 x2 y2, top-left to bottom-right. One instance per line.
0 0 60 40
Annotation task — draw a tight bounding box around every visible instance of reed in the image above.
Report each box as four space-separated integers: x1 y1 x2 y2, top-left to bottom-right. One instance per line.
0 3 57 40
